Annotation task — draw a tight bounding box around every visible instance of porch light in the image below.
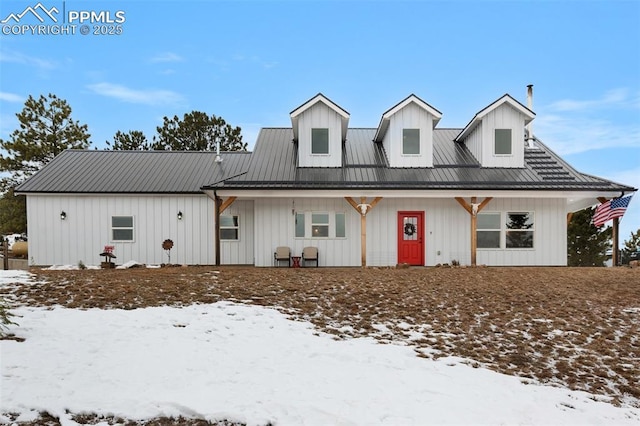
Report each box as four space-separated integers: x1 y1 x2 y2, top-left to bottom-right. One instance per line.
177 211 183 220
60 211 67 220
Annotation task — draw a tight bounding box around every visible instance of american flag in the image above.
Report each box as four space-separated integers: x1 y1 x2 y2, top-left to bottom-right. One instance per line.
593 195 633 227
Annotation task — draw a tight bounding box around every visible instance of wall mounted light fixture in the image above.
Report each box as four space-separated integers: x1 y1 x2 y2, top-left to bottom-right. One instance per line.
60 211 67 220
177 211 183 220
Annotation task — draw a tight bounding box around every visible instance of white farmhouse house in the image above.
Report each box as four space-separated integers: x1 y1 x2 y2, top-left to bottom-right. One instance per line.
16 91 636 267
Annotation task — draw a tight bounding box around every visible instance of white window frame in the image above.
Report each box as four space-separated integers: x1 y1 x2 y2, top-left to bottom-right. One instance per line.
477 212 501 249
294 211 347 239
220 215 240 241
494 128 513 156
311 128 329 155
111 215 134 242
402 128 421 155
505 211 534 249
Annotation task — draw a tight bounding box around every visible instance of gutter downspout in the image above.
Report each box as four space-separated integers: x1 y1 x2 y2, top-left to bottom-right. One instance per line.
214 189 222 266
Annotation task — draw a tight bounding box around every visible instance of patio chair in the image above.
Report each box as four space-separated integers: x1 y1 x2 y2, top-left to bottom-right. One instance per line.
274 246 291 267
302 246 318 267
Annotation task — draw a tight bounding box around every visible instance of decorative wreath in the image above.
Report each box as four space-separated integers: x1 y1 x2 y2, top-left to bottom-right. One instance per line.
404 223 416 236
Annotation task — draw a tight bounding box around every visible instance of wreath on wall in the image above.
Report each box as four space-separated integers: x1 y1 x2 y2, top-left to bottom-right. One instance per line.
404 223 416 236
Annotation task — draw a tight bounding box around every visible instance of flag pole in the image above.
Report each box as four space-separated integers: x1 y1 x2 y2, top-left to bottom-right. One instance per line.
612 217 619 267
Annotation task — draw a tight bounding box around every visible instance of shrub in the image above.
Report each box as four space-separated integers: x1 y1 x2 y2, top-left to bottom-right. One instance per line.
0 298 17 337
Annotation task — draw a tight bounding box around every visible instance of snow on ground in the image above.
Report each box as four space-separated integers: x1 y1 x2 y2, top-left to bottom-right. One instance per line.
1 272 639 426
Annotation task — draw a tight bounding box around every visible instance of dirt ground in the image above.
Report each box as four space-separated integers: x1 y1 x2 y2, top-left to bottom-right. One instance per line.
2 265 640 425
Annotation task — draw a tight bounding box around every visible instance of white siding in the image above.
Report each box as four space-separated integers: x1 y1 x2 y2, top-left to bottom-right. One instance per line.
465 122 483 164
480 104 526 168
220 201 254 265
297 103 343 167
382 103 435 168
26 194 254 266
253 198 360 266
368 197 566 266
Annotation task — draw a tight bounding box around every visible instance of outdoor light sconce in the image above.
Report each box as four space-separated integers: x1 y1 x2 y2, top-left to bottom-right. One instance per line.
177 211 183 220
60 211 67 220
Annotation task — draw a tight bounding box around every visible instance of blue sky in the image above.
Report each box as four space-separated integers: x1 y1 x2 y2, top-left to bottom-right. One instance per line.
1 0 639 240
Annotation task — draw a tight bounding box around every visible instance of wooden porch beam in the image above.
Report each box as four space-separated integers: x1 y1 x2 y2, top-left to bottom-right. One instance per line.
455 196 493 266
219 196 237 213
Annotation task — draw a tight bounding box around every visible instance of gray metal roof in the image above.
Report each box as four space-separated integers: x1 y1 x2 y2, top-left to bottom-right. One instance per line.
16 150 251 193
16 128 635 194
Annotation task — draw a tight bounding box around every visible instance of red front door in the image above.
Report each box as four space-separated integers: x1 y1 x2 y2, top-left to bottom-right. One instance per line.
398 211 424 266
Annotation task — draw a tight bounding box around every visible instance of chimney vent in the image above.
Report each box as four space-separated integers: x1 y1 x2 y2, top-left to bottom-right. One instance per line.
525 84 536 149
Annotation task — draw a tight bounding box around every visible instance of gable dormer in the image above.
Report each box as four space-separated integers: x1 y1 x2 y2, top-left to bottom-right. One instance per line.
290 93 349 168
455 94 535 168
374 94 442 168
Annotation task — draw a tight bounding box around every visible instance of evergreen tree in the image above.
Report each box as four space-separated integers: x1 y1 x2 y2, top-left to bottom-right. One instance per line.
0 94 91 191
567 207 612 266
0 188 27 234
105 130 150 150
621 229 640 264
0 94 90 233
151 111 246 151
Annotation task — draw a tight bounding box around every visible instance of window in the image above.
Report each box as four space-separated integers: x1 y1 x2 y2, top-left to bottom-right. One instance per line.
477 213 501 249
476 212 534 249
295 211 345 238
312 128 329 154
335 213 346 238
220 215 239 240
311 213 329 237
112 216 133 241
494 129 512 155
295 213 305 238
403 128 420 155
506 212 534 248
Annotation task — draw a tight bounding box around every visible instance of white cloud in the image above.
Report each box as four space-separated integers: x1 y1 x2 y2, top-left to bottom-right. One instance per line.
535 88 640 155
86 82 186 106
0 92 23 103
150 52 184 63
0 49 56 70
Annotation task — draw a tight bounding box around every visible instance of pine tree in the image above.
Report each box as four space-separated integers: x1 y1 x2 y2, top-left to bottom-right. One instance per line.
621 229 640 264
105 130 150 150
151 111 246 151
567 207 612 266
0 188 27 234
0 94 91 191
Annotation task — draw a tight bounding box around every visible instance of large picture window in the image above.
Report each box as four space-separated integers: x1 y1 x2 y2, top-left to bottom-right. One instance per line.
494 129 512 155
402 128 420 155
295 211 346 239
112 216 134 241
311 128 329 154
476 212 534 249
220 215 239 241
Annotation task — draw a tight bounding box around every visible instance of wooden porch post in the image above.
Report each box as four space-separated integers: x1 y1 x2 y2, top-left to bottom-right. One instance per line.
345 196 383 267
455 197 493 266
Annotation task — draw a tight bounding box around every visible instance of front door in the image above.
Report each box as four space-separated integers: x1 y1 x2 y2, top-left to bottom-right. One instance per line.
398 211 424 265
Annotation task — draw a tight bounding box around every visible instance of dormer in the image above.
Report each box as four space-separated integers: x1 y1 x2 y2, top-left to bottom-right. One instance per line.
374 94 442 168
455 94 535 168
290 93 350 168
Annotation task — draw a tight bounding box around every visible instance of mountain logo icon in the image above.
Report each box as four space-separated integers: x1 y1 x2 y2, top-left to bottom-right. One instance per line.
1 2 60 24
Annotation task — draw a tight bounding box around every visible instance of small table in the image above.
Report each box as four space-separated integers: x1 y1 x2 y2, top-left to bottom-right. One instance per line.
291 256 301 268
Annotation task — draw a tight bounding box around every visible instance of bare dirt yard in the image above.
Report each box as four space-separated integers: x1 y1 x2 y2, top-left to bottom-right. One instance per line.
2 266 640 425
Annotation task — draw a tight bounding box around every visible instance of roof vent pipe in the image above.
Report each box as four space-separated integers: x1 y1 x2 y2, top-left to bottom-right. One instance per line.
214 135 222 163
526 84 536 149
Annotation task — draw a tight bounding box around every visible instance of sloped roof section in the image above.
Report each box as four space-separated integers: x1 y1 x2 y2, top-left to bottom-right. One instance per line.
16 150 252 193
374 94 442 142
455 94 535 142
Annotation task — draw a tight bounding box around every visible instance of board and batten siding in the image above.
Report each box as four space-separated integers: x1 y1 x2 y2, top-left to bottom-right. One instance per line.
297 102 344 167
480 104 526 168
253 198 360 266
367 197 566 266
219 201 254 265
383 102 435 168
26 194 216 266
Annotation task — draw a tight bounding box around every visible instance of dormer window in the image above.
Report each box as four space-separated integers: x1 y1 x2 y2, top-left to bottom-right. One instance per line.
494 129 512 155
402 129 420 155
312 128 329 154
